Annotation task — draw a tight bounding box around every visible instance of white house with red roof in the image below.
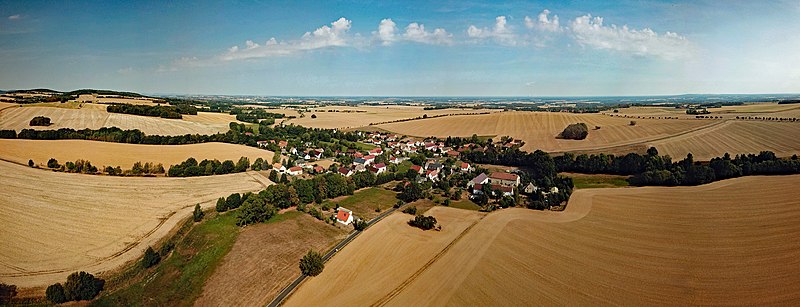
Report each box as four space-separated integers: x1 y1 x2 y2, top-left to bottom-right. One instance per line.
426 169 440 181
369 148 383 155
272 163 286 173
489 172 520 186
336 208 354 225
338 167 354 177
409 165 423 175
286 166 303 176
369 163 387 174
363 155 376 164
460 162 472 172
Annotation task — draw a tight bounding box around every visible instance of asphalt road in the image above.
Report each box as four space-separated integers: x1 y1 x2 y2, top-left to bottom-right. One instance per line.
267 207 398 307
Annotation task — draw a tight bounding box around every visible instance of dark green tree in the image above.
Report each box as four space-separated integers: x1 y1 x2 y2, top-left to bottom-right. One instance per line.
193 203 204 222
63 271 104 301
45 283 66 304
299 250 325 276
142 246 161 269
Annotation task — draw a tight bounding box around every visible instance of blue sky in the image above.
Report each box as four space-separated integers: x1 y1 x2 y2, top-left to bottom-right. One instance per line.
1 0 799 96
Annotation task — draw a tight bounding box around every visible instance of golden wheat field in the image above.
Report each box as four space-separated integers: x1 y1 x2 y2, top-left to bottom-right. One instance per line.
0 139 276 169
287 105 501 129
377 111 715 152
0 106 237 135
648 120 800 160
0 160 272 288
284 207 485 307
286 175 800 306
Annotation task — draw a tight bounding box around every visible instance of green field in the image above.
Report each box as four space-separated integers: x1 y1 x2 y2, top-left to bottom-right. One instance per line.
94 211 301 306
568 173 630 189
448 199 481 211
334 187 398 220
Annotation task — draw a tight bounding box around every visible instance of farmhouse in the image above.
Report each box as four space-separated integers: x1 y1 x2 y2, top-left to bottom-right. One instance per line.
335 208 354 225
473 183 514 197
468 173 489 187
273 163 286 173
287 166 303 176
489 172 520 186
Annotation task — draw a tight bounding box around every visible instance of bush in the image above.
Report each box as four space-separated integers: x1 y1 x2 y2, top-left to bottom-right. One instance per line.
402 206 417 215
215 197 227 212
0 283 17 304
353 219 368 231
558 123 588 140
142 246 161 269
299 250 325 276
630 120 637 126
408 215 438 230
28 159 34 167
29 116 51 126
63 271 104 301
193 203 204 222
45 283 66 304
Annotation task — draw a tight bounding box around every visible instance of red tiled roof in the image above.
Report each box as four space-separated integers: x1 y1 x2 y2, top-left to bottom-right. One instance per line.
461 162 470 168
289 166 302 172
446 150 459 156
410 165 422 172
373 163 386 169
336 210 350 221
490 172 518 181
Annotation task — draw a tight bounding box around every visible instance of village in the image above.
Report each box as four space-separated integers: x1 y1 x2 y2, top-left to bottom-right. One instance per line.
258 130 562 226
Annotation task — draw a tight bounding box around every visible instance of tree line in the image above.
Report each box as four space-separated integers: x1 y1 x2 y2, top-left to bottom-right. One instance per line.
167 156 251 177
230 108 286 124
106 103 197 119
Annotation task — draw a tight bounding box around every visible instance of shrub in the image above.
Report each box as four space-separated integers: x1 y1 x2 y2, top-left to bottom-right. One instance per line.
408 215 437 230
353 219 368 231
402 206 417 215
299 250 325 276
558 123 588 140
28 159 34 167
63 271 104 301
215 197 227 212
142 246 161 269
311 114 317 119
29 116 51 126
630 120 637 126
47 158 59 168
45 283 66 304
0 283 17 304
193 203 204 222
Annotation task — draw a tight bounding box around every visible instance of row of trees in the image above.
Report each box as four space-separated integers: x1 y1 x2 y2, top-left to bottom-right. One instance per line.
556 148 800 186
230 108 286 124
45 272 104 304
167 157 250 177
106 103 196 119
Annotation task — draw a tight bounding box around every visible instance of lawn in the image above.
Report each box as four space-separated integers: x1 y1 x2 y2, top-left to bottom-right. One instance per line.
333 187 398 220
567 173 630 189
93 211 300 306
448 199 481 211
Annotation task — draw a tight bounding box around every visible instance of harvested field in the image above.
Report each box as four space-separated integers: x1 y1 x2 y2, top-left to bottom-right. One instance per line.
288 106 500 129
378 111 713 152
648 121 800 160
195 213 348 306
0 139 276 169
0 160 271 288
289 175 800 306
0 107 236 135
284 207 485 307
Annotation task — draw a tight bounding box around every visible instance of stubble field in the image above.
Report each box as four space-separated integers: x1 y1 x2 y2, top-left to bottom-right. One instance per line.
0 139 276 169
285 175 800 306
0 106 239 135
288 105 501 129
0 161 271 288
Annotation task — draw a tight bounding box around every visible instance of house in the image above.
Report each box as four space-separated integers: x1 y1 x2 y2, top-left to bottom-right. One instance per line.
354 164 367 173
287 166 303 176
353 158 368 165
410 165 423 175
425 162 443 171
446 150 460 157
369 148 383 155
459 162 472 172
425 169 439 181
310 149 323 159
278 140 288 148
336 208 354 225
370 163 387 174
524 183 538 194
338 167 354 177
468 173 489 187
473 184 514 197
424 142 437 151
354 152 364 158
313 165 325 174
256 140 269 148
489 172 520 186
363 155 376 164
272 163 286 173
389 156 402 164
289 147 298 155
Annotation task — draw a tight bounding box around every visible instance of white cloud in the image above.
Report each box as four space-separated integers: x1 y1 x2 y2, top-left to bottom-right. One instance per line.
376 18 397 45
8 14 21 20
220 17 353 61
570 14 693 59
374 19 453 45
525 9 561 32
467 16 517 45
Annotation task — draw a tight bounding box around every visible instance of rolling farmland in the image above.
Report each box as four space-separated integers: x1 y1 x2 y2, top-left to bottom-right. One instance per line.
0 139 276 169
377 111 714 152
0 161 271 288
288 105 501 129
285 175 800 306
0 106 238 135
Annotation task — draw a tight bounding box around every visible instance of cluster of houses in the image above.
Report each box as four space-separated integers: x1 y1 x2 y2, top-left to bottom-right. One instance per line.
261 139 329 177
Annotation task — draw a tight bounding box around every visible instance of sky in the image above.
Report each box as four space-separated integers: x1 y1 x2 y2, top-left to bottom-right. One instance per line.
0 0 799 96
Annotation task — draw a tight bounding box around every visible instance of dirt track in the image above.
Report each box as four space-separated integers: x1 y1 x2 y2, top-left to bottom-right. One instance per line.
285 175 800 306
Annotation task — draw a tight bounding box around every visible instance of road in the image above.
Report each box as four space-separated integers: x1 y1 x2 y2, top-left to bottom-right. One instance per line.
267 206 398 307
